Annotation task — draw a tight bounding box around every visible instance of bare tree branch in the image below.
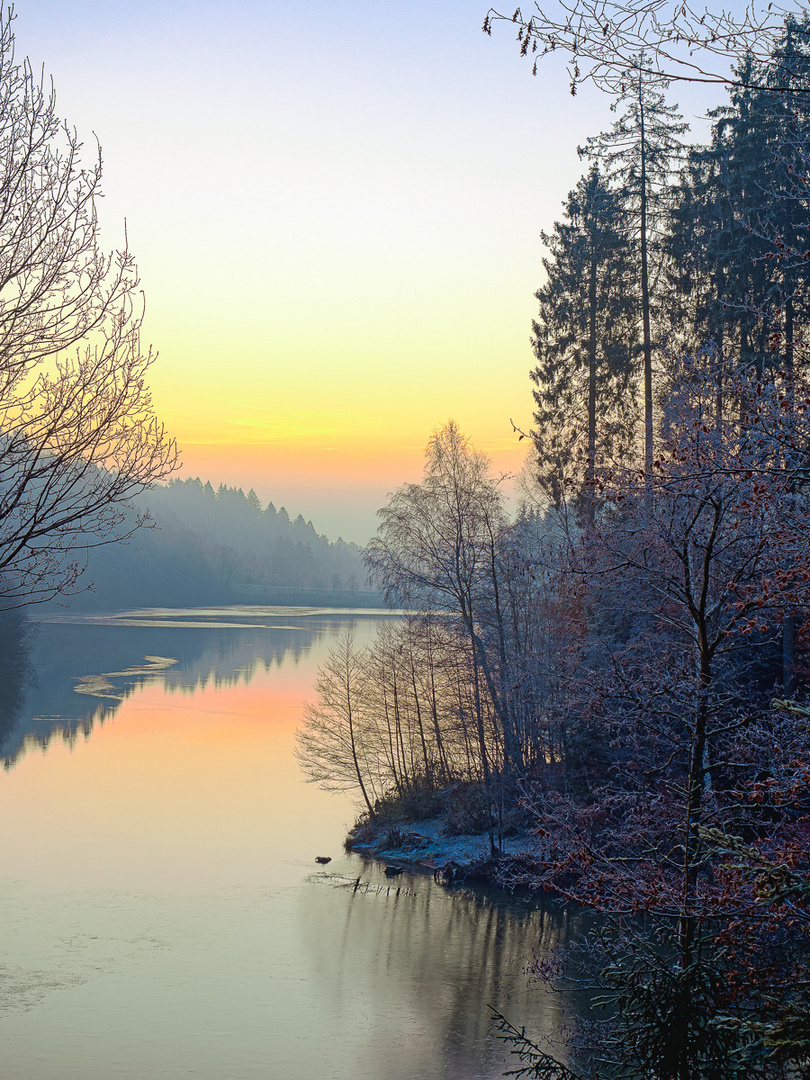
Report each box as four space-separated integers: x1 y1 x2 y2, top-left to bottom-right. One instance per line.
484 1 806 94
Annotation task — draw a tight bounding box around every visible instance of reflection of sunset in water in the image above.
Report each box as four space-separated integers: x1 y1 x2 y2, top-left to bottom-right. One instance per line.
0 628 366 893
0 611 583 1080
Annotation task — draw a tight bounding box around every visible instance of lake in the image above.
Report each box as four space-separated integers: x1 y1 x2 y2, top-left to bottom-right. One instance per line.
0 606 581 1079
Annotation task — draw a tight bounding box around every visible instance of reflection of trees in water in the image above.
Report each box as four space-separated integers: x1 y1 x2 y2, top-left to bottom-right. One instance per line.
0 614 364 768
0 609 36 747
298 865 586 1080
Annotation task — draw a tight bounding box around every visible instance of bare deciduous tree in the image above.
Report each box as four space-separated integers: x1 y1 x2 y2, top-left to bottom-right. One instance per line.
295 633 379 818
0 5 176 604
366 422 509 793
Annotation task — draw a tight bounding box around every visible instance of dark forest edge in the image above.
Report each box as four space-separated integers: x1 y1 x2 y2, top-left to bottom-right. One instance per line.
296 17 810 1080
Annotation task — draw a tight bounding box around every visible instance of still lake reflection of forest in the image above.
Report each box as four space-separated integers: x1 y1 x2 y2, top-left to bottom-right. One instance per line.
0 607 581 1080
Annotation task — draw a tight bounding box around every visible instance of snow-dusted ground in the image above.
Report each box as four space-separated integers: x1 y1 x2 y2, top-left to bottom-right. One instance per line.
348 815 543 877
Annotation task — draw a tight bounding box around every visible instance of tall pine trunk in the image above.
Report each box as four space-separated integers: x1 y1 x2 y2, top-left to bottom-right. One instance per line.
639 91 654 486
785 293 795 380
586 251 598 526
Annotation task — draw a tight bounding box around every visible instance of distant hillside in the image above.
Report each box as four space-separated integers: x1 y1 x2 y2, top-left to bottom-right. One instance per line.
66 478 378 610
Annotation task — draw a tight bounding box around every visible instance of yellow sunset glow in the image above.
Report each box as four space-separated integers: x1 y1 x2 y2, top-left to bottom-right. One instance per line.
14 0 630 540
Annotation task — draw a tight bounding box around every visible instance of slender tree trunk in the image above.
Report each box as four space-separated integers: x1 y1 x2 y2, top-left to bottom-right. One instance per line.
381 684 402 794
782 291 798 690
466 612 498 857
739 325 752 428
586 251 598 527
639 95 654 488
785 293 795 380
428 660 451 782
343 654 375 819
783 612 799 696
714 262 725 435
679 497 721 972
392 675 409 791
756 319 767 380
680 666 709 972
410 662 432 783
486 525 523 776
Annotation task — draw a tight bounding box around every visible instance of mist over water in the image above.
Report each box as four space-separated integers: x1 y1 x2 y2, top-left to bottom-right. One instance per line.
0 607 581 1079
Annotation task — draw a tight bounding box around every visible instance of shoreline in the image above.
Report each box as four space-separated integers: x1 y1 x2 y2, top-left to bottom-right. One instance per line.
345 813 546 888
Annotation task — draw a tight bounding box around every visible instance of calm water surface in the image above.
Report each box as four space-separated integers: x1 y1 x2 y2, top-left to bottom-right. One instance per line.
0 607 581 1079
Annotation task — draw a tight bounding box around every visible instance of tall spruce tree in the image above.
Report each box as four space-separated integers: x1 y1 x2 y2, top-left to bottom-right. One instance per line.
665 124 743 427
531 165 637 518
758 16 810 378
700 68 792 379
581 64 687 481
668 24 810 388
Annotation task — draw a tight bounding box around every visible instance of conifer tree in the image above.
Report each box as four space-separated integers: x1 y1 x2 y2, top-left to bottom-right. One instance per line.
530 165 637 517
756 16 810 378
581 64 687 480
669 24 810 386
665 121 744 425
704 70 792 376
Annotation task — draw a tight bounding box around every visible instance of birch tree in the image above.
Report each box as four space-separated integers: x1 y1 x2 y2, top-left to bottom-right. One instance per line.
580 65 686 479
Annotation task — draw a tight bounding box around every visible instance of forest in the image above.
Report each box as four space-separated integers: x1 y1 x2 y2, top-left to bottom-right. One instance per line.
66 478 374 610
296 18 810 1080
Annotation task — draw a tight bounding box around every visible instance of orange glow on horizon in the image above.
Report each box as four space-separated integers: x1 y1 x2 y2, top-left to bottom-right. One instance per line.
172 431 530 491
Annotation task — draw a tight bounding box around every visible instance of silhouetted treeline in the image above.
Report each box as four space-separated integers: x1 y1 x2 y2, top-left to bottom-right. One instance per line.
66 477 375 610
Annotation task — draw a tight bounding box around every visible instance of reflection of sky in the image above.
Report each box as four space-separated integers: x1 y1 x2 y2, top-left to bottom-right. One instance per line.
0 871 581 1080
0 608 398 766
1 613 389 892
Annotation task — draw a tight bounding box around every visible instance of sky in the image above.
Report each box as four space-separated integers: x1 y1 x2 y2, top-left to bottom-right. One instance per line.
18 1 723 543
